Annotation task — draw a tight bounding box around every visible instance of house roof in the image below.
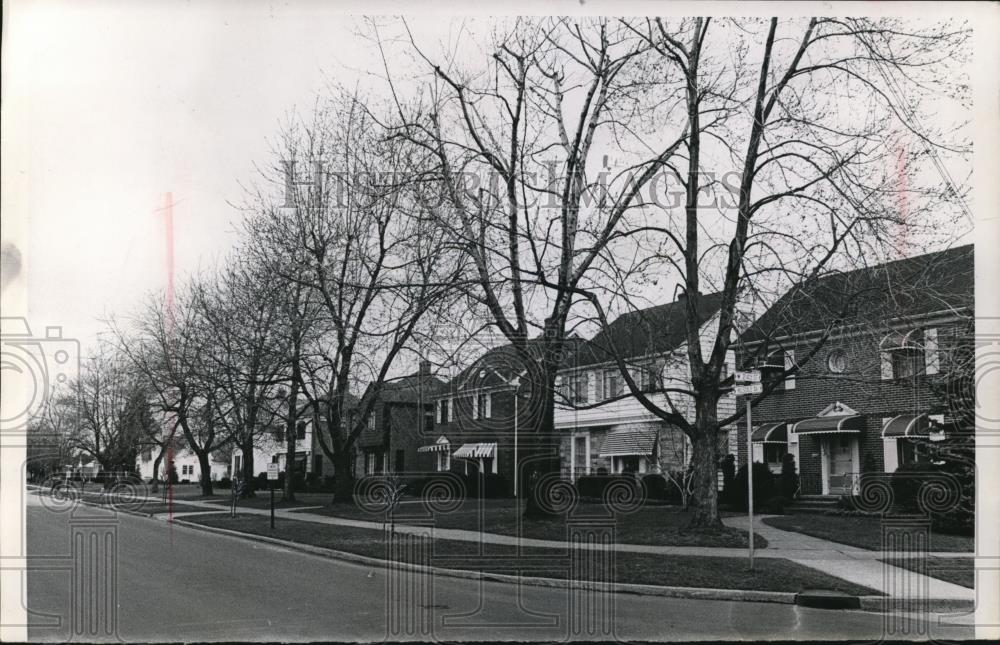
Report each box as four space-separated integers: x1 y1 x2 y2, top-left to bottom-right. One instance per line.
437 336 586 397
740 245 973 345
569 291 726 369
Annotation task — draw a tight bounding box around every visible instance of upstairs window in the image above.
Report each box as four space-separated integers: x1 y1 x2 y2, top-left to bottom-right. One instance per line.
296 421 306 440
760 350 796 391
437 398 450 424
880 328 938 380
602 369 621 400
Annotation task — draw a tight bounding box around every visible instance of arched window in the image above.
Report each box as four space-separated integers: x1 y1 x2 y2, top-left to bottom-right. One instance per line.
880 329 927 380
761 349 795 391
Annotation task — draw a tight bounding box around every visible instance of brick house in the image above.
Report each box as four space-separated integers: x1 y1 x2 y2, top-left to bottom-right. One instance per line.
553 290 738 482
426 342 564 496
735 245 973 497
355 361 448 477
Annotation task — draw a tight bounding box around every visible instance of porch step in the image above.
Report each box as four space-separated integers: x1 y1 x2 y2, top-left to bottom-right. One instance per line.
787 495 839 514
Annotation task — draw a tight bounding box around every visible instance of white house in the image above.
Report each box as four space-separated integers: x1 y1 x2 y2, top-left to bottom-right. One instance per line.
231 417 318 481
136 443 229 483
555 290 739 481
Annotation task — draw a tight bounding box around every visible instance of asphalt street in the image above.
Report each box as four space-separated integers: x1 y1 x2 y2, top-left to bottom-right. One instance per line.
25 495 974 642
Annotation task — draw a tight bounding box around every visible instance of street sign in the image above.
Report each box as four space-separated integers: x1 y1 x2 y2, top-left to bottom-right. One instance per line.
734 383 763 396
734 370 761 383
267 463 279 481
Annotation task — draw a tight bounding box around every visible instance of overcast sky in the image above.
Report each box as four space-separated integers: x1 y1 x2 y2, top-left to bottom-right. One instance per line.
2 1 988 368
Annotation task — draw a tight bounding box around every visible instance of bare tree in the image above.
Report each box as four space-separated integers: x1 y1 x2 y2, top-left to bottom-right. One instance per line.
67 343 153 484
113 282 229 496
382 17 689 516
241 90 459 503
573 17 971 526
194 259 289 497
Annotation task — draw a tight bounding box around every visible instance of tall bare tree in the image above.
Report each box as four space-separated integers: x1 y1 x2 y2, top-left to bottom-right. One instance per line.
241 91 459 502
573 17 971 526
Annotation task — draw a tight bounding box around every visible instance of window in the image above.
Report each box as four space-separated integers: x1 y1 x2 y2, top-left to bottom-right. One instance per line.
571 434 590 480
603 370 620 400
367 414 376 431
881 328 938 380
395 449 405 473
296 421 306 440
827 350 848 373
313 455 323 476
761 350 795 391
273 428 285 443
476 392 492 419
764 443 787 466
571 372 589 404
436 450 451 472
612 456 646 475
437 399 450 424
234 455 242 474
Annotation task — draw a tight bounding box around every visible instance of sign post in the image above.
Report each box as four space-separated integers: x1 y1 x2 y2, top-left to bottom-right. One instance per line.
734 370 762 571
267 463 279 530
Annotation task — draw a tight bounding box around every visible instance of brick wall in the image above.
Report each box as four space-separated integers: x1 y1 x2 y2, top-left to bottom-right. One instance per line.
735 319 966 492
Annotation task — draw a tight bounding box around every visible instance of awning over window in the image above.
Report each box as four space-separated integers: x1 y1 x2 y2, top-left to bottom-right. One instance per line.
751 422 788 443
882 414 929 438
793 415 863 435
598 429 658 457
417 436 451 453
452 442 496 459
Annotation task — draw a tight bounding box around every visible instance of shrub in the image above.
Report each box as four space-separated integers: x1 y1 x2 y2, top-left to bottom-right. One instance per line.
763 495 786 514
890 461 931 512
641 473 670 501
217 477 232 489
467 473 509 498
574 474 636 501
779 453 799 500
720 454 737 505
729 462 775 511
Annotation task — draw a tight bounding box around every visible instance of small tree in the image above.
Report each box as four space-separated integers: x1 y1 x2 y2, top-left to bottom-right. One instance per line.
779 453 798 500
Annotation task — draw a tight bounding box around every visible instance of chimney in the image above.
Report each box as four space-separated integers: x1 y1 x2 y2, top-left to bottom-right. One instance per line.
675 287 701 302
419 360 432 376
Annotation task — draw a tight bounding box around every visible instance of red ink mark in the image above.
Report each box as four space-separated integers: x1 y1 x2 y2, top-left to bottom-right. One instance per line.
157 192 177 529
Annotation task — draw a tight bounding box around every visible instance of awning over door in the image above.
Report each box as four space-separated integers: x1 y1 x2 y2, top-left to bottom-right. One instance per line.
792 415 863 435
751 422 788 443
598 429 658 457
417 436 452 453
452 442 496 459
882 414 929 438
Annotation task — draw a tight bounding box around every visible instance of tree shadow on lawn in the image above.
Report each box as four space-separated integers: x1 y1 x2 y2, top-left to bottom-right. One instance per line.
298 499 766 548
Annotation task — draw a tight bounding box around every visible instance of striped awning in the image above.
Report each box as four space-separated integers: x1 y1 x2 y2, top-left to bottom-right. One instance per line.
598 429 658 457
793 415 863 435
882 414 929 438
417 436 451 453
452 442 496 459
751 422 788 443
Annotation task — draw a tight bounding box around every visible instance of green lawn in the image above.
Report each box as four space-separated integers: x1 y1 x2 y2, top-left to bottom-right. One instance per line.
185 514 875 595
762 515 974 553
881 557 975 589
135 502 220 515
291 499 766 549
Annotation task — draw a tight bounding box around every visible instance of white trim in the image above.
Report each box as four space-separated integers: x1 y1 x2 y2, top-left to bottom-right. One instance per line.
569 431 592 481
882 417 899 473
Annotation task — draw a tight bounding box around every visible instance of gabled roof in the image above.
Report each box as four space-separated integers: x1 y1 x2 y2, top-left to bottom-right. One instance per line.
568 291 726 369
740 245 973 345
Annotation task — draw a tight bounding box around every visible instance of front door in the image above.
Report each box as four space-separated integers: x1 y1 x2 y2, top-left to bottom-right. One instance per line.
827 435 855 495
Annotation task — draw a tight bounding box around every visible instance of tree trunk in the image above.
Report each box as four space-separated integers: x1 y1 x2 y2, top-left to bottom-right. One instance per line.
196 451 214 496
241 441 256 497
330 449 354 505
150 446 164 494
687 427 722 528
522 356 561 520
283 371 300 502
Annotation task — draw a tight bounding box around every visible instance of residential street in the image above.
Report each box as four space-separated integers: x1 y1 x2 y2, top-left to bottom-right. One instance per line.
25 496 973 642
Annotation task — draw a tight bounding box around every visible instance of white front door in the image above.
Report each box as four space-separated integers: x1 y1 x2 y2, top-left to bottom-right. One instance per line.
827 435 856 495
